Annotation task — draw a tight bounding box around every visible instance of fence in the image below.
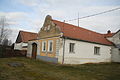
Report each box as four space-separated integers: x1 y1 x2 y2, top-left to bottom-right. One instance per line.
0 45 27 58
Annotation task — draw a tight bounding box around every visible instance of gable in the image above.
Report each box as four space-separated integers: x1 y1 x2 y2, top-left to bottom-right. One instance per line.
109 30 120 45
38 15 61 39
15 32 22 43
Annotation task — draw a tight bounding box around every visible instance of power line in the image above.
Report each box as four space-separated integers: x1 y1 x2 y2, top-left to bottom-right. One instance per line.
66 7 120 22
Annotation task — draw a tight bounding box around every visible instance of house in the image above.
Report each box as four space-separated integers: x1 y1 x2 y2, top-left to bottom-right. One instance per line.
14 30 38 50
107 30 120 62
27 15 116 64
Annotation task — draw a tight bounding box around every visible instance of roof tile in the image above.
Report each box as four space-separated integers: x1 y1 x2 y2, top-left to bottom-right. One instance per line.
53 20 113 45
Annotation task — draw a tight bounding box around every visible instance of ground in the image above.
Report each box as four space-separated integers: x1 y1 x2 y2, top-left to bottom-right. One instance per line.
0 57 120 80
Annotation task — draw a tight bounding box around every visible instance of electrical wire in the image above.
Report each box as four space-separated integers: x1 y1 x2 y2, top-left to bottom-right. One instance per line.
66 7 120 22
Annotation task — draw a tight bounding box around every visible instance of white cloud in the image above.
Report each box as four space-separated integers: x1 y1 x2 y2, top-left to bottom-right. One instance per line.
17 0 39 6
0 12 28 23
1 0 120 42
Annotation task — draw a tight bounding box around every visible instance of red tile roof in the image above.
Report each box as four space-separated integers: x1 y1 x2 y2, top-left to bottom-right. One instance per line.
53 20 113 45
16 30 38 43
103 33 115 38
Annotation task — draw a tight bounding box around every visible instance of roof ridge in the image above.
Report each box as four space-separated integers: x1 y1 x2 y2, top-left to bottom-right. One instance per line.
19 30 37 34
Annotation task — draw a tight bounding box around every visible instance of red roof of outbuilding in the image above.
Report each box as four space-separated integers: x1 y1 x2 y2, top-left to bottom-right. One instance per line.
16 30 38 43
53 20 113 45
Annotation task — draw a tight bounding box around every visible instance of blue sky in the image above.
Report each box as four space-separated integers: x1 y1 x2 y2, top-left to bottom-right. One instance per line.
0 0 120 42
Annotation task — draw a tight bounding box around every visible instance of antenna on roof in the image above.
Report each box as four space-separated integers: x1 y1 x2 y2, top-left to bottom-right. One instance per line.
78 12 79 27
63 20 65 32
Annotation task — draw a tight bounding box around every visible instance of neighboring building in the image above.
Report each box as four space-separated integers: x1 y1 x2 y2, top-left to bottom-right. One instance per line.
107 30 120 62
27 15 115 64
14 30 38 50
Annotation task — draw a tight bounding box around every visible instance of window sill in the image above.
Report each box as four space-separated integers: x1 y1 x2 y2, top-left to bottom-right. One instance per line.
48 51 53 53
42 51 46 53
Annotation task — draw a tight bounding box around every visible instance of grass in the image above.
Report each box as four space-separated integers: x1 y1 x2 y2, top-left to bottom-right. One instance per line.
0 57 120 80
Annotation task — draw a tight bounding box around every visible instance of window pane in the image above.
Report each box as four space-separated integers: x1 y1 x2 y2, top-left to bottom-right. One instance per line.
94 47 100 55
43 42 46 51
42 41 46 52
69 43 75 53
48 40 53 52
49 42 52 51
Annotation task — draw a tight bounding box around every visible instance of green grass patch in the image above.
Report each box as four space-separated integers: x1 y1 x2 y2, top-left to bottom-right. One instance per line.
0 57 120 80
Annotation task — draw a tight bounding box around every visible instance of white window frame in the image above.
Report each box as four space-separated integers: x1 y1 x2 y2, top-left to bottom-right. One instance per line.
94 46 100 55
48 40 53 52
42 41 47 52
69 43 75 53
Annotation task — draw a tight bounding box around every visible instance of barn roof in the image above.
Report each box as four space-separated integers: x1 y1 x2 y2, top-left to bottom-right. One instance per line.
15 30 38 43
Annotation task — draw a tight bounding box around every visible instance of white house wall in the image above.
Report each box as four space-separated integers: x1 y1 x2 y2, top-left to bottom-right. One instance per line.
14 42 28 50
27 42 32 57
14 43 22 50
107 31 120 44
58 38 64 64
62 39 112 64
111 48 120 62
109 31 120 62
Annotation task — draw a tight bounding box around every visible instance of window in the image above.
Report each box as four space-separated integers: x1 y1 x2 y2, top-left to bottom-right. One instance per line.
119 49 120 55
119 34 120 39
69 43 75 53
94 47 100 55
42 41 46 52
48 40 53 52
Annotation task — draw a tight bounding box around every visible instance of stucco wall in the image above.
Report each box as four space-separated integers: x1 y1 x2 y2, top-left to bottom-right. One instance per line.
62 39 112 64
27 40 40 58
14 42 28 50
107 31 120 44
57 38 64 64
107 31 120 62
111 48 120 62
39 37 60 58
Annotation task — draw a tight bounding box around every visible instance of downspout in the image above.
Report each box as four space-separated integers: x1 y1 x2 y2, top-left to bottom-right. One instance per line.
62 20 65 64
62 37 65 64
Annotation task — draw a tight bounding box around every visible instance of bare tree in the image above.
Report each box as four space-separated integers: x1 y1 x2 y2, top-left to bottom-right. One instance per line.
0 16 11 46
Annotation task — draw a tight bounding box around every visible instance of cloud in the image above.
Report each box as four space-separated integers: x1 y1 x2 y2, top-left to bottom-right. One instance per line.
17 0 40 6
0 12 28 24
1 0 120 42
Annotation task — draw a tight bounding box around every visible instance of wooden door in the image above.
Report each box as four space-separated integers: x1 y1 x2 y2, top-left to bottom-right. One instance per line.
32 43 37 59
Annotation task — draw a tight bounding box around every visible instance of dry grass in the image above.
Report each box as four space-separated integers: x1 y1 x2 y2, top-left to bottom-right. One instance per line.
0 57 120 80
